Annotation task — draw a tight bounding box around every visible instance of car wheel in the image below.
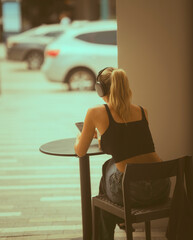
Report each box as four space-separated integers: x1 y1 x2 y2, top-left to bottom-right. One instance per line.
67 68 96 91
26 51 44 70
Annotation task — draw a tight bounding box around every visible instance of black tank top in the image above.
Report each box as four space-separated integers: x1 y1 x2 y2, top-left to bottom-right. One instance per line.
101 104 155 163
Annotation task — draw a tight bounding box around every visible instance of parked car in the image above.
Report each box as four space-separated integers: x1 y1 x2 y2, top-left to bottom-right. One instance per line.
41 20 118 90
6 24 67 70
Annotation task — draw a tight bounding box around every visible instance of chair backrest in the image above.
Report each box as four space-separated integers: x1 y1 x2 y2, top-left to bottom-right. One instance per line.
122 156 192 212
123 156 186 182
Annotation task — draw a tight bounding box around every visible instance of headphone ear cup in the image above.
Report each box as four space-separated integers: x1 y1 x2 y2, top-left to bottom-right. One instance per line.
95 81 106 97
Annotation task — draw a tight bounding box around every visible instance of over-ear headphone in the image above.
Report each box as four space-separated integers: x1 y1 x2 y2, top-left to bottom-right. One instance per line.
95 67 109 97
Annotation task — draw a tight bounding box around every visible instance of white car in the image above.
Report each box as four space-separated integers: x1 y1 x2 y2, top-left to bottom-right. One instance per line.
41 20 118 90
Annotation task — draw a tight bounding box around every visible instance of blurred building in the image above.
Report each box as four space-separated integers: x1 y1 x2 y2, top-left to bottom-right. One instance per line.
0 0 116 42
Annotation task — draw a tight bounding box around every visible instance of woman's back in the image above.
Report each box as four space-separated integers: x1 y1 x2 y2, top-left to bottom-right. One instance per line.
95 103 145 132
93 103 161 172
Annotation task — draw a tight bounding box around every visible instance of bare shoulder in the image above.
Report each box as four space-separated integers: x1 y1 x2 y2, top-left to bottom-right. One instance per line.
131 104 149 121
89 104 105 113
87 105 106 119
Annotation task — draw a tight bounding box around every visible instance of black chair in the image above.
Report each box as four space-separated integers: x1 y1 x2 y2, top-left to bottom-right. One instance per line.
92 156 192 240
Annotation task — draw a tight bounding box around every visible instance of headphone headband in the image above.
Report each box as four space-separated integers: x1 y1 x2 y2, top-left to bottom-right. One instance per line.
96 67 109 81
95 67 110 97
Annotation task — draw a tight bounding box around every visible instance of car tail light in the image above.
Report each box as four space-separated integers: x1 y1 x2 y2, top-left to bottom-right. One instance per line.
45 49 60 57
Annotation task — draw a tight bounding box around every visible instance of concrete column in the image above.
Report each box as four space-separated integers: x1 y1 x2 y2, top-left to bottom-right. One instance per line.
116 0 193 160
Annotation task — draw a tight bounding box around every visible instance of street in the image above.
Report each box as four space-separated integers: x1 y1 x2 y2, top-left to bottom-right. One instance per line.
0 45 166 240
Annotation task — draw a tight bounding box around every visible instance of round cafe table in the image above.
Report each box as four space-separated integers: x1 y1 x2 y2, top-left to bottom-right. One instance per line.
40 138 104 240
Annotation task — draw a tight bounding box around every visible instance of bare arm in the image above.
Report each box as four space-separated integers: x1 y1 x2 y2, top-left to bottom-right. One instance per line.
74 108 96 157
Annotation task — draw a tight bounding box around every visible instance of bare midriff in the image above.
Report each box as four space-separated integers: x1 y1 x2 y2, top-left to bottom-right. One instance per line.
115 152 162 173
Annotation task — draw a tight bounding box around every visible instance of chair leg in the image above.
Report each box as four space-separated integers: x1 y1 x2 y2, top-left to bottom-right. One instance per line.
92 204 100 240
125 223 133 240
145 221 151 240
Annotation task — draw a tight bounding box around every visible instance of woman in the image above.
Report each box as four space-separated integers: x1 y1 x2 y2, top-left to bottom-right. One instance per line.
74 67 170 239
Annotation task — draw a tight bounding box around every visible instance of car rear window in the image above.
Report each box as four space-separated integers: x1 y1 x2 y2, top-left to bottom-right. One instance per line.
76 31 117 45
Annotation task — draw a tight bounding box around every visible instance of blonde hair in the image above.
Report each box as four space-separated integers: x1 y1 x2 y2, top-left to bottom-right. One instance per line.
99 67 132 122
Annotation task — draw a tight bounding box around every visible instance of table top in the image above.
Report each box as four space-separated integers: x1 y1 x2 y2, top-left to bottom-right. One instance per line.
39 138 104 157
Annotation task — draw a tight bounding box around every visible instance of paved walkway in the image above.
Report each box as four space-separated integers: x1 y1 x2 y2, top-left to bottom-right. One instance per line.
0 59 167 239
